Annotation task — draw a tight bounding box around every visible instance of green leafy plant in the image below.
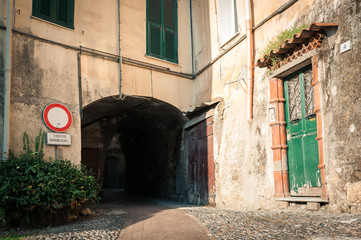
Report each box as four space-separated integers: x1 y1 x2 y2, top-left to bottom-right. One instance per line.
0 208 6 227
0 230 25 240
260 24 308 61
22 129 44 162
0 131 100 227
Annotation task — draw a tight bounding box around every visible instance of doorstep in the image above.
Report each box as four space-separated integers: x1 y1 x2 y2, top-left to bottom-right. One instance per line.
276 197 329 203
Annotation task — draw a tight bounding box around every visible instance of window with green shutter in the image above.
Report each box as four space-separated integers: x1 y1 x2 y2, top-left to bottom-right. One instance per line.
32 0 74 29
147 0 178 63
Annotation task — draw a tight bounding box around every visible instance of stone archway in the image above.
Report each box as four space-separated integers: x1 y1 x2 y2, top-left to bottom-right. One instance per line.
81 96 186 199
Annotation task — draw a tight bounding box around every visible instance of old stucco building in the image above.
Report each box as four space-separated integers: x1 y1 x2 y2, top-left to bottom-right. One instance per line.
1 0 360 213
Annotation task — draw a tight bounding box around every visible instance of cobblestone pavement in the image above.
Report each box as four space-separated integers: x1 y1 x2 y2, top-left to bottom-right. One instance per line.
1 193 360 240
183 207 361 240
5 207 127 240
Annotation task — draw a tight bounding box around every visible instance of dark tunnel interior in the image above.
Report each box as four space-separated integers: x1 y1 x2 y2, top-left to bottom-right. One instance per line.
81 96 185 198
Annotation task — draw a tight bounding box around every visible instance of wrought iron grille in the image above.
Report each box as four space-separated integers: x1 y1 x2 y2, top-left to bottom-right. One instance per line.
288 74 302 123
303 68 316 118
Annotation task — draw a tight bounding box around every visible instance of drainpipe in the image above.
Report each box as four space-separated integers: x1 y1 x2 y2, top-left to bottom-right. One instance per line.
11 0 16 30
189 0 194 74
245 0 254 122
2 0 13 159
77 47 83 118
118 0 123 98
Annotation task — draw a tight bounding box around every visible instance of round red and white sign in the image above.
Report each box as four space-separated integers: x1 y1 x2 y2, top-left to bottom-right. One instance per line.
43 103 72 132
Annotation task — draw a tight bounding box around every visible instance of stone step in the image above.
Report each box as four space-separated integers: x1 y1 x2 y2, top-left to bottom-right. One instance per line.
276 197 329 203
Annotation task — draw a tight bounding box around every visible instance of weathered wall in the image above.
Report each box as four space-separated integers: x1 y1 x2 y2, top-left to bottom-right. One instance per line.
8 0 194 162
256 0 361 213
120 0 192 73
0 0 5 26
190 0 276 210
308 0 361 213
120 0 194 112
81 55 119 108
8 0 121 161
189 0 361 212
10 35 82 163
191 0 213 105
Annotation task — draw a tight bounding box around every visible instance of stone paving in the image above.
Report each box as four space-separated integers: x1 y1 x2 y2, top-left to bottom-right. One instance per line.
183 206 361 240
1 193 360 240
118 202 214 240
10 208 127 240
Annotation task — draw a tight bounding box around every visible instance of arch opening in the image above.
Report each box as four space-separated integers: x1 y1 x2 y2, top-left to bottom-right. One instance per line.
81 96 186 198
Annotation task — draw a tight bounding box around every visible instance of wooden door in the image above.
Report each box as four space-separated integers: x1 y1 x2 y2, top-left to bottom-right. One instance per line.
284 66 321 196
187 117 215 205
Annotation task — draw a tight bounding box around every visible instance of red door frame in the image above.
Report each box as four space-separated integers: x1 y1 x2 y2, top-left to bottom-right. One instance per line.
269 56 327 199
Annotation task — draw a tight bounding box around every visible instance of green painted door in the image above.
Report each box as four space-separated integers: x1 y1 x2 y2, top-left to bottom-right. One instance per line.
284 66 322 196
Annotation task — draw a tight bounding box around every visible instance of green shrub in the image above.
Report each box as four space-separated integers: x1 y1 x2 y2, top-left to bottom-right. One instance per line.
0 131 100 226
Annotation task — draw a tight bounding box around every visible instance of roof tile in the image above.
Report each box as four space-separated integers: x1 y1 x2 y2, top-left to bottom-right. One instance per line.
256 23 338 68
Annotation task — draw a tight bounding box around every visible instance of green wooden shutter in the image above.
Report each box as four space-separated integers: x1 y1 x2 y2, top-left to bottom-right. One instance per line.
164 30 175 60
35 0 52 21
163 0 175 29
163 0 176 62
57 0 68 23
32 0 74 29
148 0 162 57
147 0 177 62
39 0 51 17
56 0 74 28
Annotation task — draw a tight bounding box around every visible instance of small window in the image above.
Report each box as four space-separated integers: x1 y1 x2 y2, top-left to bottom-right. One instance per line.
147 0 178 63
32 0 74 29
219 0 239 45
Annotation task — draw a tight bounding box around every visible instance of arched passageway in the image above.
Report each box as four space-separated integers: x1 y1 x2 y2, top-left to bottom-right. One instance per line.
81 96 186 198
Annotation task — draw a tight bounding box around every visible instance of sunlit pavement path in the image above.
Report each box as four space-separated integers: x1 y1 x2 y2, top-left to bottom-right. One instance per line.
116 194 215 240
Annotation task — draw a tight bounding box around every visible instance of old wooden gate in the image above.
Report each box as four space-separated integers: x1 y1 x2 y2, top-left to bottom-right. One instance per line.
187 117 215 205
284 66 321 196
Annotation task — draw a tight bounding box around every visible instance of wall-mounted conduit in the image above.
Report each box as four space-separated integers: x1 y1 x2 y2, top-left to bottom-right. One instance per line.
2 0 13 160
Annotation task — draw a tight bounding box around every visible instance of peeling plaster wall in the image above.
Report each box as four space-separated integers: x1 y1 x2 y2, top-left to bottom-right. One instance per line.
189 0 361 212
7 0 194 164
10 35 81 163
81 55 119 107
191 0 276 211
7 0 121 162
264 0 361 213
120 0 194 112
309 0 361 213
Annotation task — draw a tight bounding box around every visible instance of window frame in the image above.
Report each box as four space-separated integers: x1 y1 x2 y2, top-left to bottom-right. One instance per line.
218 0 239 45
146 0 178 63
32 0 75 29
